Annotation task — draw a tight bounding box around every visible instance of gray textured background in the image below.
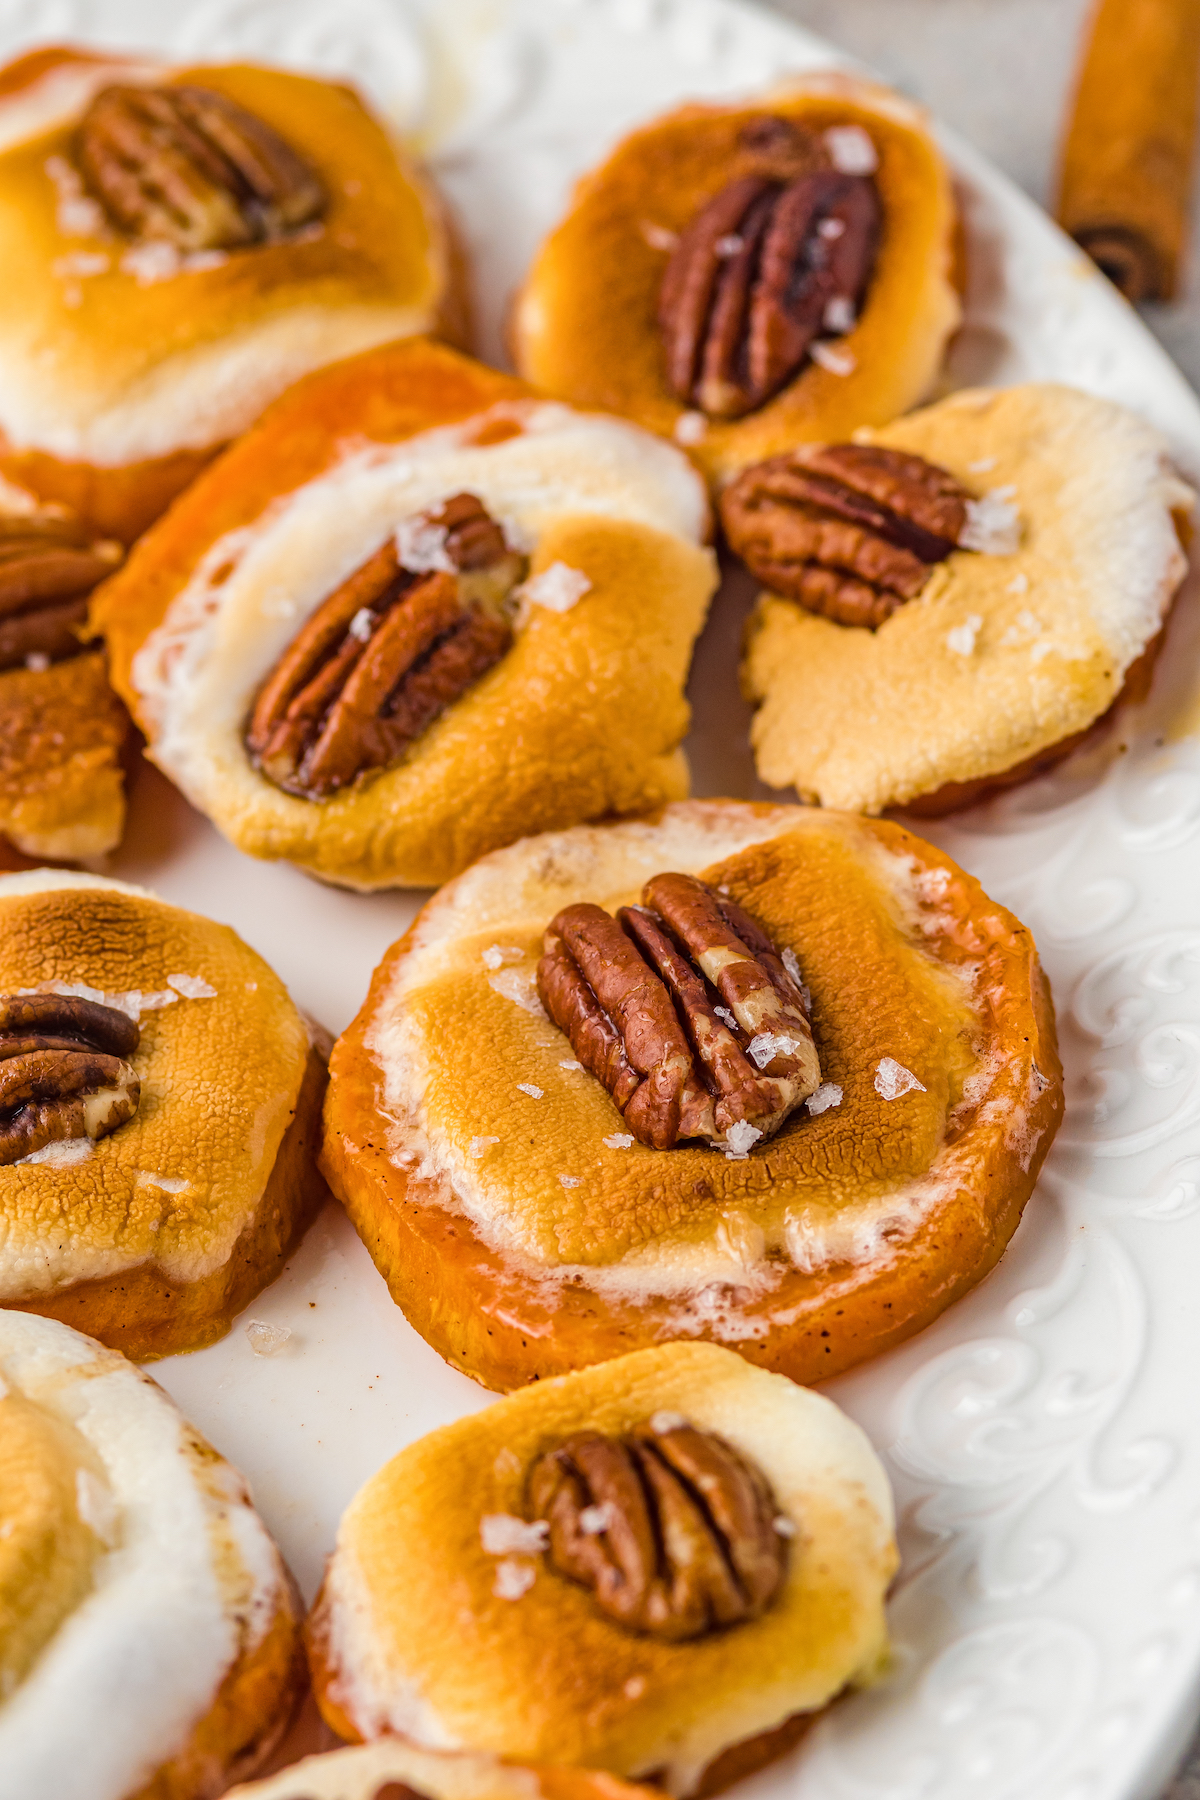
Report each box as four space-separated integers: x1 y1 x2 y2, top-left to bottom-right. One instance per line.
758 2 1200 1794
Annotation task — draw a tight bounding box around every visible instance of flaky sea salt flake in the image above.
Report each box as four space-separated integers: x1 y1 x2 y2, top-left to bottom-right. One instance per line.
747 1031 802 1069
724 1119 763 1159
960 488 1021 555
245 1320 291 1357
480 1513 549 1556
168 973 216 1000
482 944 524 970
488 969 546 1016
823 295 856 333
946 614 983 657
580 1503 615 1534
825 125 878 174
806 1083 843 1115
516 1082 543 1099
469 1136 500 1158
493 1558 536 1600
559 1173 582 1188
874 1057 926 1100
674 411 707 446
650 1410 687 1433
640 219 679 252
522 562 591 613
603 1133 635 1150
348 606 374 642
395 515 455 573
809 341 856 376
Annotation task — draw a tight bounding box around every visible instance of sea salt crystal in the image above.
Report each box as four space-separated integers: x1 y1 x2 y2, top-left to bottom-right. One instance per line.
493 1559 536 1601
121 241 182 285
823 295 856 334
168 973 216 999
348 607 374 642
817 216 846 240
24 653 50 672
18 1137 92 1167
674 411 707 446
650 1410 687 1433
480 1513 550 1556
960 487 1021 555
469 1136 500 1158
44 155 106 237
724 1119 763 1159
1007 572 1030 595
624 1676 647 1699
75 1470 119 1545
522 562 591 613
946 613 983 657
395 515 455 574
874 1057 926 1100
747 1031 802 1069
773 1514 796 1538
640 219 679 252
488 969 546 1016
806 1083 843 1115
715 232 744 257
782 948 804 987
810 341 856 376
559 1059 583 1071
245 1320 291 1357
482 944 524 970
603 1133 635 1149
559 1173 582 1188
516 1082 543 1099
968 457 997 474
715 1005 738 1030
580 1503 615 1535
825 124 879 174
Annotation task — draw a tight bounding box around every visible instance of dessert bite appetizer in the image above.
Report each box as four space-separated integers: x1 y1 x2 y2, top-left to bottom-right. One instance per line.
731 382 1193 814
306 1343 896 1796
512 73 959 486
0 45 464 542
0 479 128 861
0 1308 304 1799
321 798 1062 1392
0 869 327 1359
95 337 715 890
228 1743 658 1800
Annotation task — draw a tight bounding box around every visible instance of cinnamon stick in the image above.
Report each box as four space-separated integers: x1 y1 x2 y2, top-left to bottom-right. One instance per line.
1057 0 1200 301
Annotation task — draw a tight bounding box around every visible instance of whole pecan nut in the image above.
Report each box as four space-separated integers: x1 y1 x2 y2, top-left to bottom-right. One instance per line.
0 514 122 673
528 1414 788 1641
537 870 820 1151
659 117 880 420
0 993 141 1165
720 442 973 628
246 494 526 800
76 83 325 252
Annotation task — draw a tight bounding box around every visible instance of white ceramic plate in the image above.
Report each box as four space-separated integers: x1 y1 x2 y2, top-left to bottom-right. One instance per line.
6 1 1200 1796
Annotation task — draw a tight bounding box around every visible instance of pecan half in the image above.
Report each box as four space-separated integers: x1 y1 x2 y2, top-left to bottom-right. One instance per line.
660 124 880 420
720 442 973 628
537 871 819 1151
0 515 122 673
528 1414 787 1641
246 494 525 800
76 84 325 252
0 993 141 1165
